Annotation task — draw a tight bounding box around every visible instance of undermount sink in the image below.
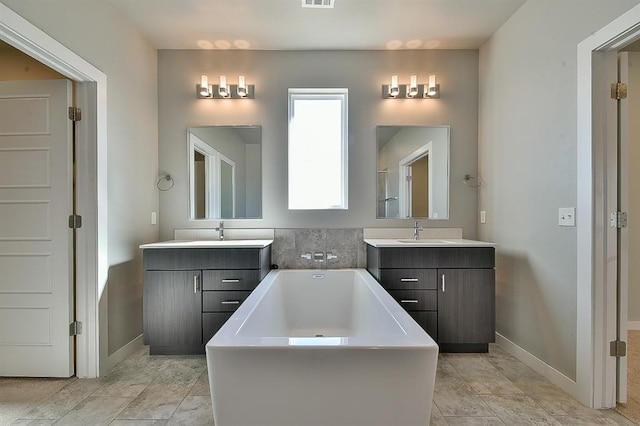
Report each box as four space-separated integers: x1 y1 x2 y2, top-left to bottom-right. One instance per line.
396 239 457 244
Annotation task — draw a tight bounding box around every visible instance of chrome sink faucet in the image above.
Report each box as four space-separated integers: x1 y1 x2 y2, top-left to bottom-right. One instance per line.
413 220 423 240
216 221 224 241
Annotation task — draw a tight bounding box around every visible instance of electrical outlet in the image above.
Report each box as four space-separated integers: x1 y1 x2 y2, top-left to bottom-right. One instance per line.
558 207 575 227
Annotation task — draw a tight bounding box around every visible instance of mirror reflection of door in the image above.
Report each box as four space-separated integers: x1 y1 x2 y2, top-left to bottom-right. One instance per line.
411 155 429 217
376 126 449 219
194 151 206 219
220 159 234 218
188 126 262 219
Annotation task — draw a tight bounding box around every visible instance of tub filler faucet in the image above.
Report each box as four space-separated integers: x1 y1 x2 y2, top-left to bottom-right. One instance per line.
216 221 224 241
413 220 423 240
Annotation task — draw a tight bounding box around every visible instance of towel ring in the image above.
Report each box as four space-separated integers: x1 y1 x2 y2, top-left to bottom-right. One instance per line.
156 174 174 191
462 174 481 188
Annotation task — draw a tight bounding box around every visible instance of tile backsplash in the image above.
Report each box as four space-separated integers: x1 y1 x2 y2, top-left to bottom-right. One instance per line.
272 228 365 270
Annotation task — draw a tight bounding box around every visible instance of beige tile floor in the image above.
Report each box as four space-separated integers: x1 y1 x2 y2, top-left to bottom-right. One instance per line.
0 344 637 425
615 330 640 423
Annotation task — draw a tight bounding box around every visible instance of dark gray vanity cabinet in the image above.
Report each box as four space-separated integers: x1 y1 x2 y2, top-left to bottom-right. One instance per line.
143 246 271 355
143 270 203 350
366 245 495 352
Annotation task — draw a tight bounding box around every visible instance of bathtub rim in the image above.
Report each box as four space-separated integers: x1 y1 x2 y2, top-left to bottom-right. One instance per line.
207 268 438 350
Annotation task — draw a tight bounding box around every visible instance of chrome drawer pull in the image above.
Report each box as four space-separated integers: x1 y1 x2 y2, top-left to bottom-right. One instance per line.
221 300 240 305
221 279 240 283
193 275 199 293
400 278 419 282
441 274 446 292
400 299 419 303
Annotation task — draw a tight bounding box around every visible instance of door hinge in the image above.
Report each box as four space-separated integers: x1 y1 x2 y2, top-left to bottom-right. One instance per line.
68 214 82 229
69 321 83 336
610 340 627 357
610 211 628 228
611 82 628 100
68 106 82 122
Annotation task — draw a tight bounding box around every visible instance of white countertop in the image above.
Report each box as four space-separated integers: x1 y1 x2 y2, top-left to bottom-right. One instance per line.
364 238 496 248
139 239 273 249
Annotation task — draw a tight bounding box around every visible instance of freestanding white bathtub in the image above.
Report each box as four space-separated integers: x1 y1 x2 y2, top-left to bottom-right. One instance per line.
206 269 438 426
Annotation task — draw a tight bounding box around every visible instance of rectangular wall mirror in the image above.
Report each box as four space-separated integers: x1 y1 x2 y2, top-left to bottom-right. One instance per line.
377 125 449 219
188 126 262 219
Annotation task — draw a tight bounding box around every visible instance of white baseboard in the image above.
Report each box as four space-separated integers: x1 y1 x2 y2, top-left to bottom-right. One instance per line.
106 334 144 371
628 321 640 330
495 333 577 397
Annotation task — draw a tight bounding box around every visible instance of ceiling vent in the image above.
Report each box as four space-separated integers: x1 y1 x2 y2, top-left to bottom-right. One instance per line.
302 0 335 9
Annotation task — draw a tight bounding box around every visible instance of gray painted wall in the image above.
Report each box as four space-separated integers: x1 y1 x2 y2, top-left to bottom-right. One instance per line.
1 0 159 365
478 0 640 380
158 49 479 240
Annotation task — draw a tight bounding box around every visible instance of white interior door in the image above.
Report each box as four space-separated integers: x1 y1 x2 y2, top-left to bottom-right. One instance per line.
0 79 74 377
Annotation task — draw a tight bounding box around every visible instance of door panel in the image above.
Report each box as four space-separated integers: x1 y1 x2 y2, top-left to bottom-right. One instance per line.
437 269 495 344
0 80 73 377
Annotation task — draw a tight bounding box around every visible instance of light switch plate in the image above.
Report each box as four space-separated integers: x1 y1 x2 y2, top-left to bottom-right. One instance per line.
480 210 486 224
151 211 157 225
558 207 575 226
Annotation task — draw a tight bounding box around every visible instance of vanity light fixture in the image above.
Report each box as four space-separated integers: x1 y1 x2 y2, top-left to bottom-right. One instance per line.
237 75 247 98
382 74 440 99
199 74 211 97
407 74 418 98
424 74 440 99
218 75 229 98
389 74 399 97
196 74 255 99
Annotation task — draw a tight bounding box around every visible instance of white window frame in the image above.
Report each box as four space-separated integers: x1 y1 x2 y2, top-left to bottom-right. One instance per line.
287 88 348 210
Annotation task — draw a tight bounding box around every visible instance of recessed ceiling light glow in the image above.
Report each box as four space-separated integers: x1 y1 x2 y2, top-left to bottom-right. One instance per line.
197 40 214 49
386 40 403 50
214 40 231 49
234 39 251 49
406 39 423 49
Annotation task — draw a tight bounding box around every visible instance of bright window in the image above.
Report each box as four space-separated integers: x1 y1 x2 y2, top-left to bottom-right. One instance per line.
288 88 348 210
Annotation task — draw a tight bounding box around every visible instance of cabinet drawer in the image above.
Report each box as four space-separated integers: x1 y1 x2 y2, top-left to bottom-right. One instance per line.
409 311 437 341
375 247 495 269
203 312 233 343
379 269 437 290
143 248 264 270
203 270 260 291
203 291 251 312
387 290 437 311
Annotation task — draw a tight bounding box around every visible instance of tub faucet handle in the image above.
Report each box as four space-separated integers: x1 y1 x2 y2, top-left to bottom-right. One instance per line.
327 252 338 260
301 253 312 260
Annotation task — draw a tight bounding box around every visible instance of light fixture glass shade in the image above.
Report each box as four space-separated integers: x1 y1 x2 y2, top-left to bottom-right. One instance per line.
427 74 437 97
237 75 247 97
199 74 210 97
408 74 418 97
389 74 399 97
219 75 229 97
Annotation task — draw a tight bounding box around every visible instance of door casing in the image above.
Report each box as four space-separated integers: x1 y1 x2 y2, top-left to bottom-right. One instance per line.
0 4 107 378
577 3 640 409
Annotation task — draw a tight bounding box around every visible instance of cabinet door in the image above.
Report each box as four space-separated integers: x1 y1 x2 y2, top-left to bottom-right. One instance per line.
437 269 495 344
143 270 202 346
